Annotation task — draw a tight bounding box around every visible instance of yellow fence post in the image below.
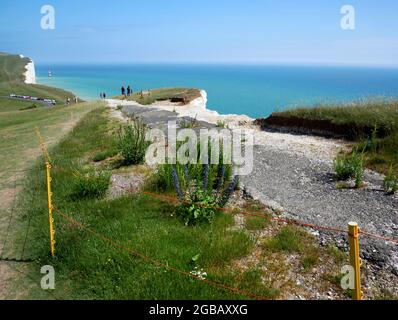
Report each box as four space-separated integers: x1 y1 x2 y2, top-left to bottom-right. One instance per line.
348 222 361 300
46 161 55 257
36 128 55 257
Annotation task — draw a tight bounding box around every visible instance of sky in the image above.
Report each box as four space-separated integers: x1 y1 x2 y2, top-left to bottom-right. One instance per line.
0 0 397 66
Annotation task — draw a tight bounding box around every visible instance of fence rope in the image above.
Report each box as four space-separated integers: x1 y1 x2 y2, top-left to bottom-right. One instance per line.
53 206 269 301
33 135 398 301
51 164 398 245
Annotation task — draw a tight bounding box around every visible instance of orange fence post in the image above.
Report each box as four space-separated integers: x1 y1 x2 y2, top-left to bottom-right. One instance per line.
348 222 361 300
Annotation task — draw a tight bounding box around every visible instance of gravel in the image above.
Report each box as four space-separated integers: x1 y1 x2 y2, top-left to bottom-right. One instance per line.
107 100 398 276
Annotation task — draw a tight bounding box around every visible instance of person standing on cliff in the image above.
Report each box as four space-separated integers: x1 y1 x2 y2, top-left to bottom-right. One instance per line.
121 86 126 98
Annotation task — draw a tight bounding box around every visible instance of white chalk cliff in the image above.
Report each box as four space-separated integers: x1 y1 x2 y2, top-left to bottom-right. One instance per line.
20 55 36 84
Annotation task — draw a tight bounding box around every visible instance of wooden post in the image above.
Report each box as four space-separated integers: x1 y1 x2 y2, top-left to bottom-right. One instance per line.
348 222 361 300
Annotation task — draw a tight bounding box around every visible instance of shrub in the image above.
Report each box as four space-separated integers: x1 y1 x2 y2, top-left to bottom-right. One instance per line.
116 119 149 165
70 170 111 200
384 166 398 194
334 150 364 188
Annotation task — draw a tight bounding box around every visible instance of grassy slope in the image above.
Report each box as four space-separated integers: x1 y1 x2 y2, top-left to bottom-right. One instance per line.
0 53 99 298
0 53 76 104
270 100 398 174
114 88 201 105
0 100 100 189
0 52 90 190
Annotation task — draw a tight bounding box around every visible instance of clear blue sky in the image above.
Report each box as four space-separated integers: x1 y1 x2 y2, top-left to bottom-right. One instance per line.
1 0 397 66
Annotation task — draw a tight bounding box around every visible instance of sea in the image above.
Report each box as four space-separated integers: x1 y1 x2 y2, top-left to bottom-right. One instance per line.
36 64 398 118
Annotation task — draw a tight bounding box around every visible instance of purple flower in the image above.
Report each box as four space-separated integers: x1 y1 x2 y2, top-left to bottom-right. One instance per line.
220 175 239 206
202 164 209 191
215 164 225 190
172 165 183 199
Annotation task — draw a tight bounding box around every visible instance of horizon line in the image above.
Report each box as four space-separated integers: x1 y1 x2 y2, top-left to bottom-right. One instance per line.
34 61 398 69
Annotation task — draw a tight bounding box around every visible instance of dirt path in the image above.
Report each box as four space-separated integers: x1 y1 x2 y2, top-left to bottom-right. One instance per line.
0 102 100 299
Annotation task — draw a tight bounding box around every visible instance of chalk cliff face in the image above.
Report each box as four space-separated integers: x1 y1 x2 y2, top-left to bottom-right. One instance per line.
22 56 36 84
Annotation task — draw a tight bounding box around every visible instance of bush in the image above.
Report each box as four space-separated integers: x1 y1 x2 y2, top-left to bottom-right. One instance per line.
384 166 398 194
116 119 149 165
334 150 364 188
70 170 111 200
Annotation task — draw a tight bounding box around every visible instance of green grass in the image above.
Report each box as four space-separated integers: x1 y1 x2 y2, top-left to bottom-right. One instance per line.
114 88 201 105
274 99 398 128
0 100 100 189
0 52 29 83
271 99 398 174
263 226 320 271
0 53 76 105
245 215 270 231
15 107 281 299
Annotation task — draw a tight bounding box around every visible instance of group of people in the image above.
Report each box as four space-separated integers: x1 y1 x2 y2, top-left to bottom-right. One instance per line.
66 96 79 105
121 85 133 97
98 85 133 100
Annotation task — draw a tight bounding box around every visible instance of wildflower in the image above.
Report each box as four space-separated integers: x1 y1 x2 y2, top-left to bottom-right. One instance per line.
190 267 207 280
219 175 239 206
215 164 225 190
172 165 184 199
202 164 209 190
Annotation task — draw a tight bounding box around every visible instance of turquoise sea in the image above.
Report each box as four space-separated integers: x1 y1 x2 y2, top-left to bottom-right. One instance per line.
36 65 398 118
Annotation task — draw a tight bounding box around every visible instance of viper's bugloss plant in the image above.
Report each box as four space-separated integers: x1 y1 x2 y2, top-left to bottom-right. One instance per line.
172 163 239 226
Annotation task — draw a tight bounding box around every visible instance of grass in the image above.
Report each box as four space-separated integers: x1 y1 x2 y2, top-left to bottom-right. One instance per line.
245 215 271 231
114 88 201 105
271 99 398 175
263 226 320 271
15 107 283 299
179 117 199 129
0 99 100 190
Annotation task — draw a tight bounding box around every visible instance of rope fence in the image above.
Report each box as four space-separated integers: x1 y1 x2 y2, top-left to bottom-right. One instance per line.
34 128 398 300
